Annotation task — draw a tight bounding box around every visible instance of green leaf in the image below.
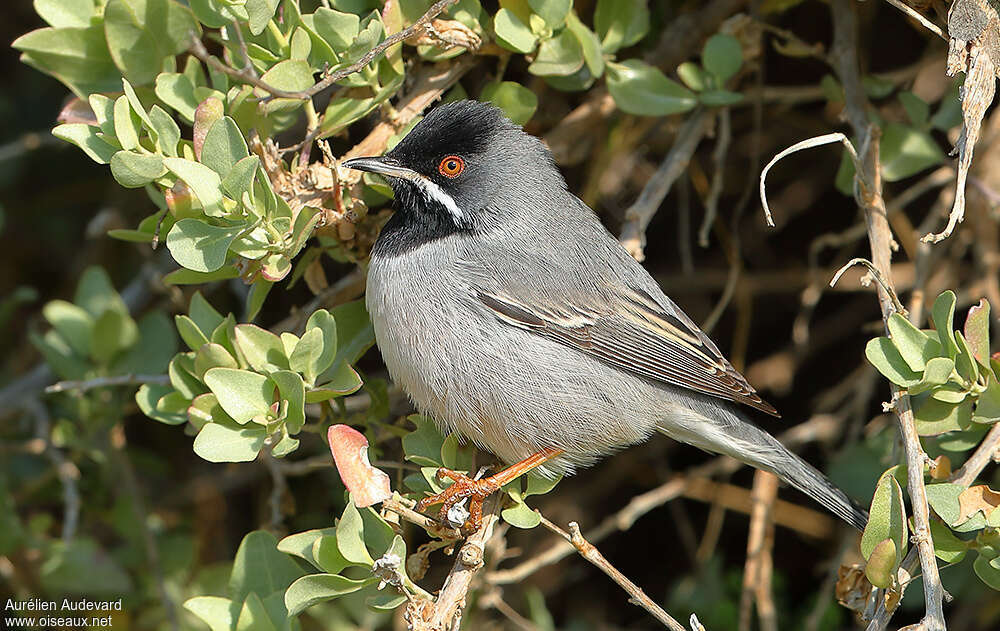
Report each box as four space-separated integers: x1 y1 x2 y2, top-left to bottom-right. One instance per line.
164 265 241 285
204 367 273 424
169 353 204 399
528 0 570 29
189 291 225 336
861 471 907 560
193 420 266 463
184 596 234 631
13 25 120 97
975 376 1000 424
165 219 243 273
39 538 132 594
229 530 306 603
312 7 361 49
42 300 93 356
75 266 125 317
494 8 537 54
155 72 199 122
35 0 96 28
880 122 944 182
113 95 141 151
932 290 960 359
328 299 375 367
528 29 584 77
955 331 980 385
899 91 930 127
887 312 941 372
175 314 209 351
910 356 956 394
201 117 249 178
110 151 167 188
284 574 372 617
222 155 260 208
702 34 742 83
246 0 281 35
103 0 201 85
288 327 323 385
90 308 140 362
312 534 351 574
606 60 697 116
864 538 897 589
360 508 397 558
974 553 1000 590
270 370 305 434
929 518 967 563
336 501 375 566
402 415 445 467
235 591 277 631
565 11 604 77
277 527 337 570
234 324 289 373
481 81 538 126
245 279 273 321
194 343 238 379
162 157 226 217
149 105 180 156
915 397 972 436
502 501 541 528
677 62 709 92
256 59 313 105
594 0 649 53
865 337 921 387
440 434 475 471
136 384 187 425
52 124 118 164
305 309 338 377
525 473 562 497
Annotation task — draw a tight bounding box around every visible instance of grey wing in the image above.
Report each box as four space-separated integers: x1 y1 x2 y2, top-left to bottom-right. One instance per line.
472 280 780 418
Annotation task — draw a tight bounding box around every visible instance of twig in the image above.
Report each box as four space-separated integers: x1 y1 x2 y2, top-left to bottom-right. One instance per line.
188 36 303 99
25 399 80 542
229 20 259 79
759 132 859 227
881 0 948 40
949 423 1000 486
620 109 710 261
539 516 686 631
45 373 169 394
829 257 908 315
739 471 778 631
830 2 946 629
262 446 289 531
699 108 732 247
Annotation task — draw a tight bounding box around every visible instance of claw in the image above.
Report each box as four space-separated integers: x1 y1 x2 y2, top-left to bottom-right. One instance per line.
414 448 564 534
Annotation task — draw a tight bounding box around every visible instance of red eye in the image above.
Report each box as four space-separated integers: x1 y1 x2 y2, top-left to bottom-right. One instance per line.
438 155 465 178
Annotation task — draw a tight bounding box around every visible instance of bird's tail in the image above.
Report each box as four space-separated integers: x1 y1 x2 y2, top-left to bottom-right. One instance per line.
657 396 869 531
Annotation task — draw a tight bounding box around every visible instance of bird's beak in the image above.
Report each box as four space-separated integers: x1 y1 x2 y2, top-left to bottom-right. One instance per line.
342 156 419 181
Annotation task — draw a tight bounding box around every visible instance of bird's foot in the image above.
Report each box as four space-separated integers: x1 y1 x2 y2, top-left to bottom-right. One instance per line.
415 468 499 535
415 447 565 535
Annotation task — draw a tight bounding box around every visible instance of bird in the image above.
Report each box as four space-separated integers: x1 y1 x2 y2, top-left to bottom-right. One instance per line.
343 100 868 533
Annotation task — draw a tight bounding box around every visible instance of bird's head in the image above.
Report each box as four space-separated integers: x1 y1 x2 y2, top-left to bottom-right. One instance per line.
342 100 562 234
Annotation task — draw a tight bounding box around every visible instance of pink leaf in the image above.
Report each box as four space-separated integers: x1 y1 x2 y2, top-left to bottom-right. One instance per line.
328 424 391 507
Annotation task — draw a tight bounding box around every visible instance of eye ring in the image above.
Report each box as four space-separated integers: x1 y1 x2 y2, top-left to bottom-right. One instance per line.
438 155 465 178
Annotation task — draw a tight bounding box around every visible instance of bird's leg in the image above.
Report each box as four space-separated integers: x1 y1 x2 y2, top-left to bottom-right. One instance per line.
415 447 564 534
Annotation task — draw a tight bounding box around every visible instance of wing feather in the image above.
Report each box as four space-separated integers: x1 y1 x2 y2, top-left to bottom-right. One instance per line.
474 286 779 417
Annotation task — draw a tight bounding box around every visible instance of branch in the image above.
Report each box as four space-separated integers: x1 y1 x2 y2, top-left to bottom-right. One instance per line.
739 471 778 631
45 373 169 394
829 2 945 629
539 516 686 631
619 109 710 261
949 423 1000 486
881 0 948 40
190 0 463 102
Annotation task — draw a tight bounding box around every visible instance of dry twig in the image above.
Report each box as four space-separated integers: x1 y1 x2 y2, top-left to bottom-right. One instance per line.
538 516 686 631
739 471 779 631
829 2 946 628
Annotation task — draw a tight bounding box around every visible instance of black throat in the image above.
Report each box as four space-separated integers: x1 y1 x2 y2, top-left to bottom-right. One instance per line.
371 184 469 258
